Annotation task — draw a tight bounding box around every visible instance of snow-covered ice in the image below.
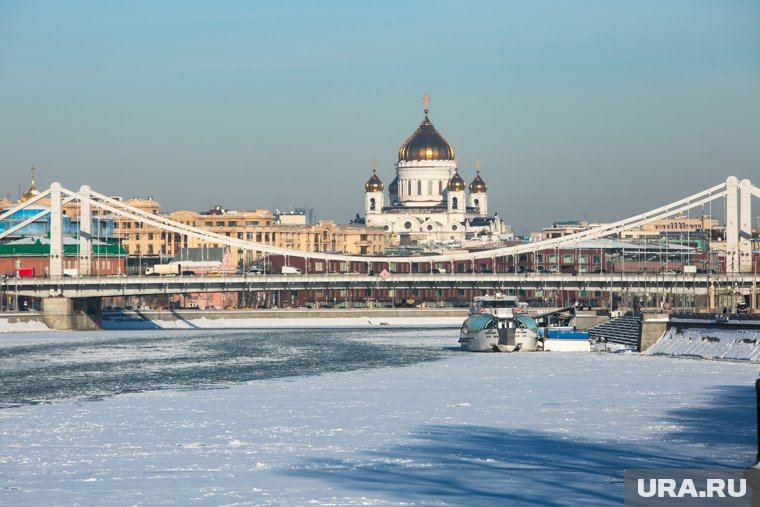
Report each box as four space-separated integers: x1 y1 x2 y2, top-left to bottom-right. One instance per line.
0 328 757 506
100 315 466 330
0 317 50 334
648 327 760 362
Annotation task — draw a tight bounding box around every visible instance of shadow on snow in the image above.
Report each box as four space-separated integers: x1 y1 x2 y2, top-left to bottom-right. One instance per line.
288 384 756 506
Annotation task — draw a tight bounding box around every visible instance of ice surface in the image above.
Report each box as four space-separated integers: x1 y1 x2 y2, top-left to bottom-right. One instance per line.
0 328 757 506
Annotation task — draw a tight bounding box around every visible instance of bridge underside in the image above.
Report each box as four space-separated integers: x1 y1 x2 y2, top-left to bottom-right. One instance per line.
42 297 102 331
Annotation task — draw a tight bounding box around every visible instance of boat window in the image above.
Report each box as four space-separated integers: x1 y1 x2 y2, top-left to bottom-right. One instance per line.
479 299 517 308
514 315 539 333
463 315 498 333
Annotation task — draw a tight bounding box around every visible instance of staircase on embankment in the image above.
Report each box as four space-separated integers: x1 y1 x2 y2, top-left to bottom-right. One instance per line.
588 315 643 350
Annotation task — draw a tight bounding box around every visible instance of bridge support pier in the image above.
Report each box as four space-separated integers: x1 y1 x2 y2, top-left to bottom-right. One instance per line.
42 297 102 331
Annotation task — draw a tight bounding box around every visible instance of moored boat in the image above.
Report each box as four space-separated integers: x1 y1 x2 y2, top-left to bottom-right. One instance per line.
460 294 589 352
459 312 543 352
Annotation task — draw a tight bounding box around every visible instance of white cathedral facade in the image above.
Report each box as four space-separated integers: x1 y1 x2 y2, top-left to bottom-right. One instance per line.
363 102 510 246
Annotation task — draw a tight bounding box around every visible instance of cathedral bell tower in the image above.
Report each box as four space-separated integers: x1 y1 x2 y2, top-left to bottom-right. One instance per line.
364 161 384 216
446 168 466 219
468 160 488 216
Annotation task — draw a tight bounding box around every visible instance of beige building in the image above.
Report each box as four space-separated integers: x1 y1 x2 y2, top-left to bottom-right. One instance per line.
620 215 718 240
530 220 606 241
105 198 386 266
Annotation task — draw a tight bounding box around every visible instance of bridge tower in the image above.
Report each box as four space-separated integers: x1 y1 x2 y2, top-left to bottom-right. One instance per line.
78 185 92 276
49 182 64 278
739 179 753 273
726 177 754 273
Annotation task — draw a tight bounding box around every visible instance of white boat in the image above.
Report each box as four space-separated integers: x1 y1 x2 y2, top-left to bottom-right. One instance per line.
460 294 589 352
459 312 543 352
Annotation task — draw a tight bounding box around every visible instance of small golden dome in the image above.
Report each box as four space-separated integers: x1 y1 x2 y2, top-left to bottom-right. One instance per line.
364 169 384 192
448 170 466 192
19 165 39 203
469 170 487 193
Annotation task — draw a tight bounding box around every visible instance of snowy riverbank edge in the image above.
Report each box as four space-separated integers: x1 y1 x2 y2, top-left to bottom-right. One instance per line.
0 313 464 334
646 326 760 362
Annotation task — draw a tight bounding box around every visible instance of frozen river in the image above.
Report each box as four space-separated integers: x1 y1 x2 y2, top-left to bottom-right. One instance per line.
0 328 451 409
0 327 757 506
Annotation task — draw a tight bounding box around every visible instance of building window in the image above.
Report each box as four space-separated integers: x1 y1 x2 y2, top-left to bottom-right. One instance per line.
452 197 458 210
536 254 544 262
404 221 412 230
417 180 422 195
563 254 574 263
408 181 412 195
369 198 376 211
474 199 480 208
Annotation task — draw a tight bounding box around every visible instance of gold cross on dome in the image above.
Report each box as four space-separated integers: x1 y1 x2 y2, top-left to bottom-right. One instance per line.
474 160 481 172
371 160 377 173
421 93 430 113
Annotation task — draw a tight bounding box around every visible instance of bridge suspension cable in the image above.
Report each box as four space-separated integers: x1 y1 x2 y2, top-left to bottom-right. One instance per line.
64 179 734 264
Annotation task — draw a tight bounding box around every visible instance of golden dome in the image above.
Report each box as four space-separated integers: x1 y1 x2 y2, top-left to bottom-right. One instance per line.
364 169 384 192
469 170 487 193
398 114 455 162
19 165 39 203
447 170 466 192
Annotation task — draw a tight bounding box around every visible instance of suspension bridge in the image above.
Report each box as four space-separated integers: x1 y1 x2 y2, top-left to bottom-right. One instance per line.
1 176 758 329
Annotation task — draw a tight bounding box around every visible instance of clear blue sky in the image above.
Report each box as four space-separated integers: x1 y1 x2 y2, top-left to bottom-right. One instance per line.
1 0 759 232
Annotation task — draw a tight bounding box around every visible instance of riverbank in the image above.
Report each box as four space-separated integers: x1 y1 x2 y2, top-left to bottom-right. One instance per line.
0 308 469 333
101 307 468 330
